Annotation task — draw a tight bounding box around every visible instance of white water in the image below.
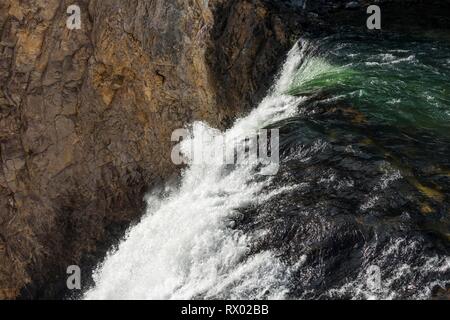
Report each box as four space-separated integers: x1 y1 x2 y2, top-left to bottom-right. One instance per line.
84 43 307 300
326 238 450 300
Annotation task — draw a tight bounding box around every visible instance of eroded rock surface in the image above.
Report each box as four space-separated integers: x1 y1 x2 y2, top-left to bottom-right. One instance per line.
0 0 300 299
1 0 449 299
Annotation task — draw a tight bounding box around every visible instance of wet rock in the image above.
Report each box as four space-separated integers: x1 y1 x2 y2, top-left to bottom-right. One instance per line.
1 0 449 299
0 0 302 299
237 97 450 299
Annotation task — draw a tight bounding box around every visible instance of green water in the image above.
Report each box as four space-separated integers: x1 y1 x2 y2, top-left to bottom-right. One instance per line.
276 34 450 251
288 34 450 134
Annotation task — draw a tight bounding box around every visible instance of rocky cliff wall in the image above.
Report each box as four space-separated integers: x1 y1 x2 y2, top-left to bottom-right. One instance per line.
1 0 449 299
0 0 300 299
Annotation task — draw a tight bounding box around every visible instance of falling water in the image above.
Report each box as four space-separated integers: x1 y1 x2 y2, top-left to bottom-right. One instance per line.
85 33 450 300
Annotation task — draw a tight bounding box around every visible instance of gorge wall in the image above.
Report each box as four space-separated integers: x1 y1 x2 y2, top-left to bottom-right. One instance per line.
1 0 448 299
0 0 301 299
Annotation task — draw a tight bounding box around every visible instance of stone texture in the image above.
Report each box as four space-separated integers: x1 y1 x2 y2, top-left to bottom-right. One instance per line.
1 0 448 299
0 0 300 299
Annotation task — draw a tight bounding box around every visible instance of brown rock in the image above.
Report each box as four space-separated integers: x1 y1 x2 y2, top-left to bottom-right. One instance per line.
0 0 301 298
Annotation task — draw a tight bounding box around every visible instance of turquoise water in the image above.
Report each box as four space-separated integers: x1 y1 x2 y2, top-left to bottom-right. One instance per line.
276 34 450 260
272 34 450 298
86 34 450 300
288 34 450 134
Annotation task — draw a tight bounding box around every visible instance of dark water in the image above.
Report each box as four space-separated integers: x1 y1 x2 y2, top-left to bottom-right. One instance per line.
85 32 450 300
240 33 450 299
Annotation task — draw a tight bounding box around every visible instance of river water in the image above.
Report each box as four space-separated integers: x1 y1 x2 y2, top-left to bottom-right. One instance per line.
84 32 450 300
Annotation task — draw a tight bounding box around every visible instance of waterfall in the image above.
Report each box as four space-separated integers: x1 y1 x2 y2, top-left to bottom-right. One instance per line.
84 32 450 300
84 42 308 300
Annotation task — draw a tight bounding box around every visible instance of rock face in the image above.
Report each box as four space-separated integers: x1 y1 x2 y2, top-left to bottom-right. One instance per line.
0 0 300 299
1 0 448 299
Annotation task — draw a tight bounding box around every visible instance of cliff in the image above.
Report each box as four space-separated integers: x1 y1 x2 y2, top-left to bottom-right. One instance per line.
0 0 301 299
1 0 449 299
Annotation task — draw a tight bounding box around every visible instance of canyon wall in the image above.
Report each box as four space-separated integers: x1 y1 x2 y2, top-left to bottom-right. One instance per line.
1 0 448 299
0 0 299 299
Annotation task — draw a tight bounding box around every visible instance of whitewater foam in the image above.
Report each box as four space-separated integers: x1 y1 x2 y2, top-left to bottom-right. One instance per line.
84 42 307 300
